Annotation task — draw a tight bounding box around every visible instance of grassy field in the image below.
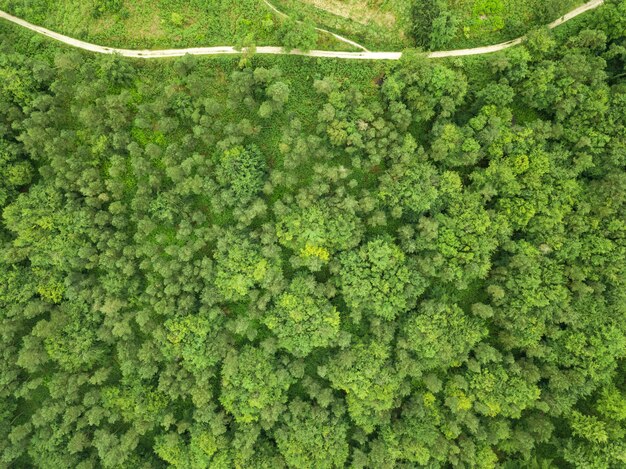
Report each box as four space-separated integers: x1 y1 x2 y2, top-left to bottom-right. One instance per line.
272 0 584 50
0 0 586 51
272 0 414 50
0 0 354 50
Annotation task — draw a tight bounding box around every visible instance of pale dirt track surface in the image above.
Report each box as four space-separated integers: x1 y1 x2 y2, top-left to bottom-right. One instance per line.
0 0 604 60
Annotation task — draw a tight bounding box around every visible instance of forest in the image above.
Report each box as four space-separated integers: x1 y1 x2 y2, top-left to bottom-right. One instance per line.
1 0 626 467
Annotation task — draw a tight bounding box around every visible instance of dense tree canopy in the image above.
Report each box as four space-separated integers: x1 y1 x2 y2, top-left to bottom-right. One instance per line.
338 237 425 321
264 274 341 357
1 2 626 467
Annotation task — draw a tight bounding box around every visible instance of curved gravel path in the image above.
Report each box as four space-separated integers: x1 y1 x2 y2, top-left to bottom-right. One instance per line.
0 0 604 60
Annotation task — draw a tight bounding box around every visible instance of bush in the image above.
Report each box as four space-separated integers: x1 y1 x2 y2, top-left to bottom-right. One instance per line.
92 0 123 19
278 18 318 52
411 0 459 50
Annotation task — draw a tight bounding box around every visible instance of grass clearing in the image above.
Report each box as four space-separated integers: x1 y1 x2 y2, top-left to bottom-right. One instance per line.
301 0 398 27
274 0 413 50
0 0 353 50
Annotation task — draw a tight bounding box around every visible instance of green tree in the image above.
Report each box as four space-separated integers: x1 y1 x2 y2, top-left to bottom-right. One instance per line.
562 384 626 467
276 201 363 270
213 231 272 301
323 340 405 432
279 18 318 52
378 141 439 217
397 300 486 375
275 399 349 468
215 144 267 206
338 237 426 321
220 346 293 424
263 275 340 357
385 51 468 122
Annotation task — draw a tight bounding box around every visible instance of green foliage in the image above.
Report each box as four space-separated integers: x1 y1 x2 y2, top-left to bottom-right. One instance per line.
215 144 267 205
423 0 582 50
324 340 405 432
338 237 426 320
398 300 486 374
0 0 289 49
264 275 340 357
562 384 626 467
384 51 468 123
1 9 626 468
92 0 123 19
378 138 439 216
220 345 293 424
214 232 272 301
411 0 460 49
230 66 291 119
276 201 363 270
275 399 349 468
278 17 318 52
